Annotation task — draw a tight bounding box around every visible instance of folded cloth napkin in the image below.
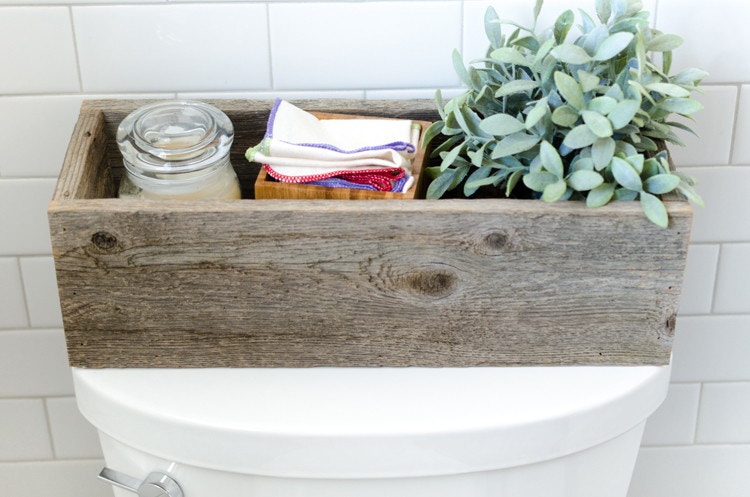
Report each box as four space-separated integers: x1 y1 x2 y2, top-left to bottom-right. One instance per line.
306 173 414 193
263 164 414 192
246 99 419 188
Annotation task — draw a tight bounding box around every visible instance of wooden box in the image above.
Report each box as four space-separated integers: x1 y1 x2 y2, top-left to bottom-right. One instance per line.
254 112 431 200
48 99 692 369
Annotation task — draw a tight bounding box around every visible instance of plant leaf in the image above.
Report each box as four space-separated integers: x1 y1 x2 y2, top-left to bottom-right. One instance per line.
676 176 705 207
490 47 530 66
506 169 524 196
614 188 639 201
593 32 634 61
464 165 495 196
663 49 673 75
542 179 568 202
567 170 604 191
484 6 502 49
645 83 691 98
495 79 540 98
626 154 644 174
595 0 612 23
581 24 610 56
550 44 593 65
421 120 444 148
640 191 669 228
533 0 543 23
525 97 550 130
540 140 564 177
562 124 599 149
587 182 616 207
611 156 643 191
611 0 627 19
592 137 616 169
605 83 625 101
659 98 704 115
582 110 614 137
523 171 559 192
578 70 601 92
427 166 462 199
467 140 491 167
534 38 557 67
434 89 447 121
554 10 575 44
672 68 709 85
579 8 596 34
572 157 595 172
512 35 541 52
452 50 472 87
551 105 580 127
491 132 540 158
480 113 526 136
647 33 683 52
554 71 585 109
454 105 491 138
643 173 681 194
440 142 465 171
588 95 618 115
608 99 640 129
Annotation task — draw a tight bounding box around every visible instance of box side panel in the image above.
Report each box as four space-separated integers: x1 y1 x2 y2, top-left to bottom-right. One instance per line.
49 199 691 368
51 107 112 201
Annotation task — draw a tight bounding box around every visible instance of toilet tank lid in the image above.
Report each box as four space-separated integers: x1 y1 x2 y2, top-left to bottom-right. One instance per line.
73 365 670 479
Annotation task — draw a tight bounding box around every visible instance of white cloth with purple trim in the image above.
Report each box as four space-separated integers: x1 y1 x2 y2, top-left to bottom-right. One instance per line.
246 99 418 192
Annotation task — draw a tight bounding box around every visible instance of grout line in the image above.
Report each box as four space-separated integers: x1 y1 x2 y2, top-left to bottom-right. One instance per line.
41 398 59 460
265 3 275 91
727 84 744 165
14 257 33 328
692 382 704 444
67 5 84 94
708 244 724 314
677 311 750 318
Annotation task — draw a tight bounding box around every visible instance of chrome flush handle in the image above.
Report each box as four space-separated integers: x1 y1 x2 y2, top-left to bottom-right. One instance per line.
99 467 184 497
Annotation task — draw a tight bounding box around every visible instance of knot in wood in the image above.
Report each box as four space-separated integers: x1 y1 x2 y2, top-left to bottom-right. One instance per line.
90 231 118 252
475 230 512 255
400 268 457 297
663 313 677 337
484 231 509 249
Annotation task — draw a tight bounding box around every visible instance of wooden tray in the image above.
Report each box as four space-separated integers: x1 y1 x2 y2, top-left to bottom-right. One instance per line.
254 113 430 200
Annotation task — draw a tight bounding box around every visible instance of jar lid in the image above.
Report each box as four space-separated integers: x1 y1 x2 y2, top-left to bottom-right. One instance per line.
117 100 234 176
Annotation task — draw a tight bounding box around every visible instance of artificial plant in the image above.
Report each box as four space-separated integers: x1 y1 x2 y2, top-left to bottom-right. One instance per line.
424 0 705 227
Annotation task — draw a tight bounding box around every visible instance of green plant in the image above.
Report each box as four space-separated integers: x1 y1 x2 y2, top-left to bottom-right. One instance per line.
424 0 705 227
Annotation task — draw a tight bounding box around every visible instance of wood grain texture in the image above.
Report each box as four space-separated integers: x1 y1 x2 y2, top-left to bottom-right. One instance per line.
52 107 113 201
48 99 693 368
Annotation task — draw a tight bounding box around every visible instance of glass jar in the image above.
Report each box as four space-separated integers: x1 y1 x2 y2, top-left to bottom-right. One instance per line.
117 100 241 200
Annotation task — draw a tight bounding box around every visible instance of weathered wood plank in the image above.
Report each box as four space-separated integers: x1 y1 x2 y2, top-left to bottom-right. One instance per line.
52 107 113 201
49 197 691 368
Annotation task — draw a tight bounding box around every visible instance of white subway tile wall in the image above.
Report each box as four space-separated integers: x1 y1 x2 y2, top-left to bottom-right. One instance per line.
46 397 104 460
0 1 747 496
20 257 64 329
666 86 737 168
640 384 700 446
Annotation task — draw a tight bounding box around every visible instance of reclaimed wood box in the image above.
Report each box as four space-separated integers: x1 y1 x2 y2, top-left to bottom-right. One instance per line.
48 99 692 369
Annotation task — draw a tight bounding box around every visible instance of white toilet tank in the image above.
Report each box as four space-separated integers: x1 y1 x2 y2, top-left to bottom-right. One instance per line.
74 365 670 497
